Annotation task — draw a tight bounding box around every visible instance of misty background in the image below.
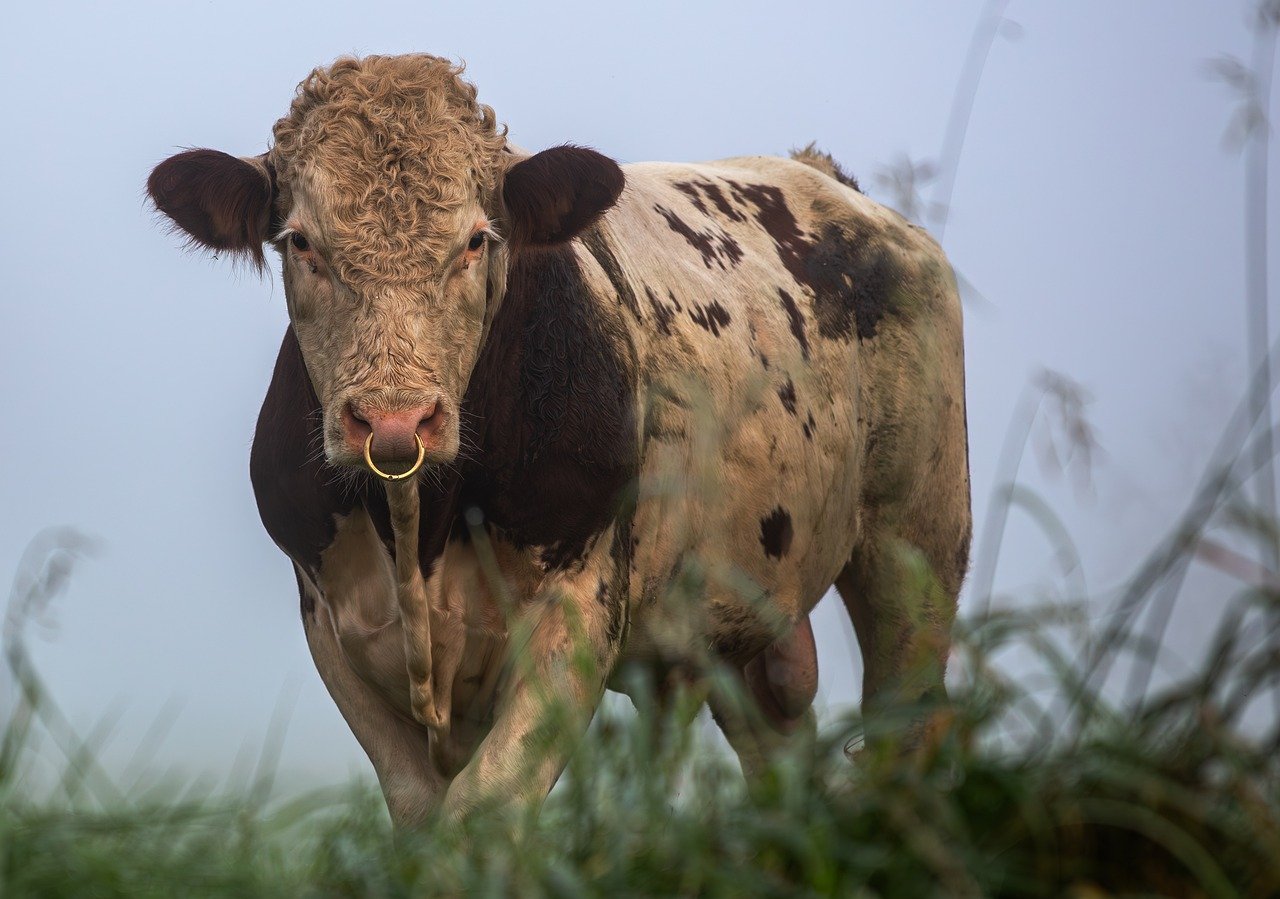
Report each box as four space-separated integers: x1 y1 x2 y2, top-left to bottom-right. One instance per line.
2 1 1273 787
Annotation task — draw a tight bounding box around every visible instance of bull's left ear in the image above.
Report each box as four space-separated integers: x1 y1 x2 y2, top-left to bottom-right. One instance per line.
501 145 624 247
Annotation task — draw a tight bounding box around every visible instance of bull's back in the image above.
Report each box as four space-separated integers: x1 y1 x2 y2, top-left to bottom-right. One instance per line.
576 155 969 661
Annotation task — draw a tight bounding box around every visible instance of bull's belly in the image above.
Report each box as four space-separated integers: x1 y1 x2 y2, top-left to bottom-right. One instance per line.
622 389 862 666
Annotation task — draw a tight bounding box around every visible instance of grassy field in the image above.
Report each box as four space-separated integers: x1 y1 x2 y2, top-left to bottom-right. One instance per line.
3 508 1279 896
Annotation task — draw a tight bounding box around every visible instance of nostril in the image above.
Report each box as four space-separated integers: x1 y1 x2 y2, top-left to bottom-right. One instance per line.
418 401 440 428
417 401 445 437
343 402 373 441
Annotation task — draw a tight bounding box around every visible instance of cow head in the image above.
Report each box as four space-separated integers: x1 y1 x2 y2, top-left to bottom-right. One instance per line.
148 55 623 475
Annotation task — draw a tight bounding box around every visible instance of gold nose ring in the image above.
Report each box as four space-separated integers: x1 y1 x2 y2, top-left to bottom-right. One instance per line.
363 433 426 481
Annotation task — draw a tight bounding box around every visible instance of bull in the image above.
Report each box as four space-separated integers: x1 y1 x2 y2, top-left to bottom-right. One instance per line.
147 54 971 826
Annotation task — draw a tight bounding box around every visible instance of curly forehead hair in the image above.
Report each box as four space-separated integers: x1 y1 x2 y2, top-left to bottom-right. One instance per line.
270 54 508 287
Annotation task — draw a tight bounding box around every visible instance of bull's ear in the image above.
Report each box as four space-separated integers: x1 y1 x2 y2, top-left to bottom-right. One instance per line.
501 145 623 247
147 149 275 268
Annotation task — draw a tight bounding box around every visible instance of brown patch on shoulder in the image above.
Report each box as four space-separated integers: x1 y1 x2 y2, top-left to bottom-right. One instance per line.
250 329 363 580
465 243 640 571
759 507 794 560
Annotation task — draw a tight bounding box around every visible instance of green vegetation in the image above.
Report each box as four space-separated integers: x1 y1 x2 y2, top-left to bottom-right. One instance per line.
3 509 1279 896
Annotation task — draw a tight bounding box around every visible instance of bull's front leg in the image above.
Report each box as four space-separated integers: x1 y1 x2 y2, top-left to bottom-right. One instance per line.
440 524 629 821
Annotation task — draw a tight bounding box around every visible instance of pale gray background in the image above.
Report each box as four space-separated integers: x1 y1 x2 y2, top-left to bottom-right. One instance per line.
1 1 1272 787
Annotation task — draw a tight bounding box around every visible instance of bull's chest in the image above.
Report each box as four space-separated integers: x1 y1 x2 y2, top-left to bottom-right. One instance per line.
312 508 517 731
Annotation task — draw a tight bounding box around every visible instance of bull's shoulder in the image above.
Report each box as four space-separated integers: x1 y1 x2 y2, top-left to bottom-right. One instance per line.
462 244 641 569
250 329 380 580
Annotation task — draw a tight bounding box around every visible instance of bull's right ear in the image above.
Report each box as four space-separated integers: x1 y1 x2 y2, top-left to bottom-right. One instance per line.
147 149 275 269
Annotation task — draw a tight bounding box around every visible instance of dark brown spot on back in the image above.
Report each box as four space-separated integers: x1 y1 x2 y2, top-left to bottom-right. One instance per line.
806 224 900 341
654 204 744 270
778 288 810 360
673 180 709 215
778 378 797 415
688 301 731 336
703 181 746 222
727 181 811 284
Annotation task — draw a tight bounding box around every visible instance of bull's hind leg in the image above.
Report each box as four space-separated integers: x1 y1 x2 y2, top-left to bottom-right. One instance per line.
834 528 959 751
708 617 819 780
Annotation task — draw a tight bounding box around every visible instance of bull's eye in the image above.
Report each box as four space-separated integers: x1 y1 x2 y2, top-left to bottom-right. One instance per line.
467 232 486 252
290 232 310 252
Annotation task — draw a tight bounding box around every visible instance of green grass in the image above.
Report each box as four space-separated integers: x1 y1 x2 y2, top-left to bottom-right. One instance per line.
3 528 1279 897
